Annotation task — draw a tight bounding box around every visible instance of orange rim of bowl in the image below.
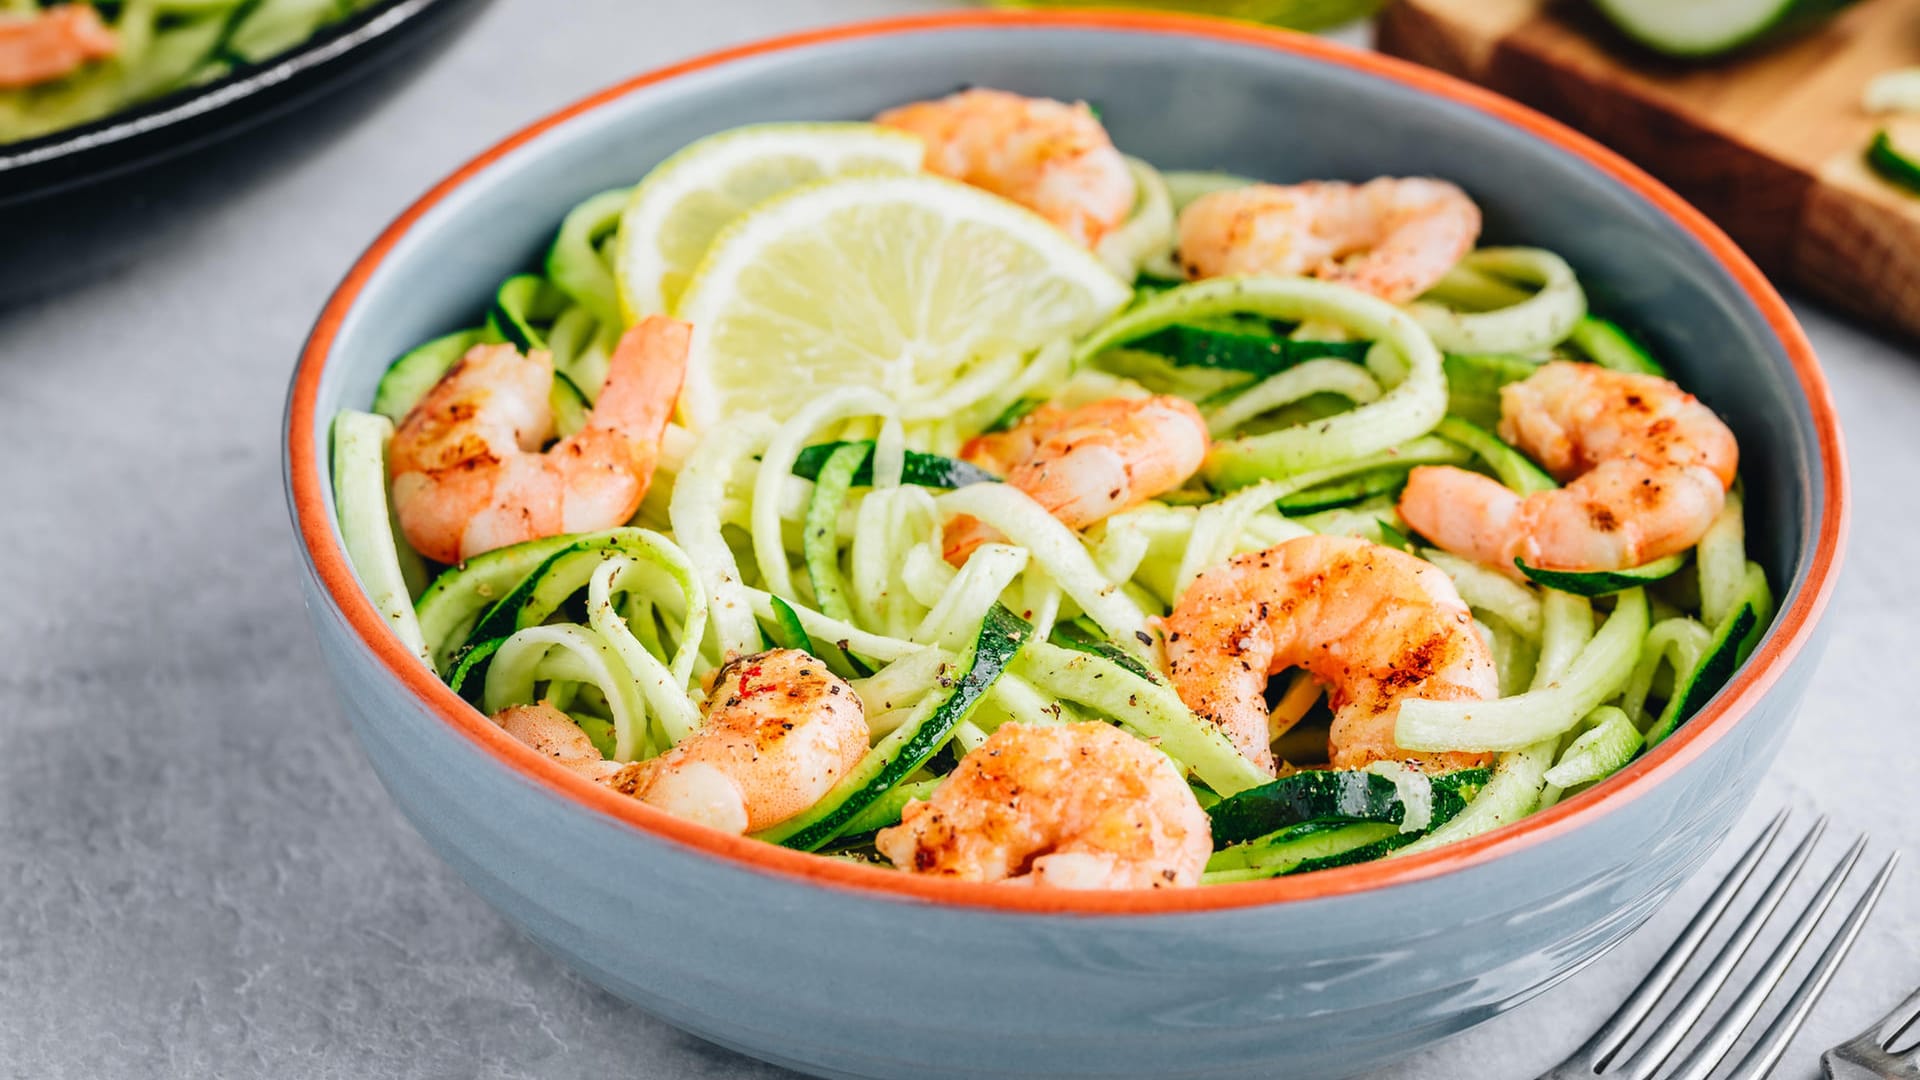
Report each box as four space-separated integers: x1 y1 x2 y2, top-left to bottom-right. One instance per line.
285 10 1847 916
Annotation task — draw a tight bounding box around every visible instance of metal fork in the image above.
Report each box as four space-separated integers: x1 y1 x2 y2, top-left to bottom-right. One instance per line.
1823 987 1920 1080
1541 811 1900 1080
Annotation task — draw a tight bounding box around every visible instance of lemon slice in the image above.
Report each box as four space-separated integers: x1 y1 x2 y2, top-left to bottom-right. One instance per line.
614 123 925 320
674 173 1132 431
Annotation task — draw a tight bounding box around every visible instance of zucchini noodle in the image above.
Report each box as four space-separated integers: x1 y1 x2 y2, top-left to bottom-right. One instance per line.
753 388 898 600
1174 482 1314 600
936 484 1154 660
546 188 630 328
670 416 775 659
1078 277 1450 488
1163 170 1255 211
1619 617 1712 724
1171 435 1463 598
484 625 651 762
913 543 1029 650
1398 589 1648 753
333 123 1778 885
1420 549 1543 639
1407 248 1587 355
330 411 430 666
1012 641 1270 796
1204 358 1381 437
1267 670 1323 743
1398 590 1592 855
586 554 704 749
1542 706 1643 789
1094 157 1175 282
1697 487 1748 628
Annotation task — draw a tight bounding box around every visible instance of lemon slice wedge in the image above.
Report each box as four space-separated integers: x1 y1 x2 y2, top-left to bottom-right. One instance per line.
674 173 1131 431
613 122 924 320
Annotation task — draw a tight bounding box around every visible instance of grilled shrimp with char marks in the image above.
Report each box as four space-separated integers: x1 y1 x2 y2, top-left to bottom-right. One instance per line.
944 395 1208 565
875 722 1212 890
493 650 868 836
1176 177 1480 303
876 87 1136 248
1398 361 1738 574
389 316 687 564
1164 535 1497 776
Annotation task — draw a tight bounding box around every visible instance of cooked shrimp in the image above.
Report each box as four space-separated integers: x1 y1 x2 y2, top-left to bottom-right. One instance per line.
1165 535 1497 775
875 87 1136 248
1176 178 1480 303
493 652 867 834
875 722 1211 889
0 6 116 90
944 395 1208 565
604 650 869 835
1399 362 1739 574
492 702 622 782
389 316 687 564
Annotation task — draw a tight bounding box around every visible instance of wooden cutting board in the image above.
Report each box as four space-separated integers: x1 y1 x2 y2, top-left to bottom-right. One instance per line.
1375 0 1920 340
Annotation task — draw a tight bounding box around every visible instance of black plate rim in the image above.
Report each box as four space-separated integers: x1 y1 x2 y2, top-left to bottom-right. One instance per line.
0 0 473 187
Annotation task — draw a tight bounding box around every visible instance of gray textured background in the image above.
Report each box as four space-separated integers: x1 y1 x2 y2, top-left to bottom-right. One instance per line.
1 2 1915 1077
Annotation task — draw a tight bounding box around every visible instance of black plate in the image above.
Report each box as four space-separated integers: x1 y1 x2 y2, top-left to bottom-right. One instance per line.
0 0 487 208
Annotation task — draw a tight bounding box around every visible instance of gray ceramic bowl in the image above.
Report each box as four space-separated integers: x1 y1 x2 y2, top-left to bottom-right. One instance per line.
283 12 1846 1079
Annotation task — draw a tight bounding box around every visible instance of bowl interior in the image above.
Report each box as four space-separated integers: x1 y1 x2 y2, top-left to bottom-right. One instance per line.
295 15 1838 907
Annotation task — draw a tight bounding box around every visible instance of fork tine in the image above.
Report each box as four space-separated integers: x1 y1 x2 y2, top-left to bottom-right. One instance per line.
1722 851 1900 1080
1663 834 1871 1080
1564 809 1791 1074
1612 816 1829 1080
1872 985 1920 1050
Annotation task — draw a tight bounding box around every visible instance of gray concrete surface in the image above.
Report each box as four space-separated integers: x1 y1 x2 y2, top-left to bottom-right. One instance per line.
1 1 1915 1076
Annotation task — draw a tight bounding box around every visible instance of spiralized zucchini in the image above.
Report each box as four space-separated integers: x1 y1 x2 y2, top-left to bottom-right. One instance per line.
333 142 1776 883
1406 248 1588 355
1079 277 1451 488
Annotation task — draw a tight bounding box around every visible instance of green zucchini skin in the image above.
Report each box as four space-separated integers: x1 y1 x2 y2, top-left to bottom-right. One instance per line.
1442 352 1540 428
1376 520 1418 555
1284 825 1421 875
1517 553 1689 597
1568 317 1667 376
415 535 578 673
371 329 489 423
549 372 591 438
1130 320 1370 376
1050 618 1161 683
1590 0 1861 59
1645 600 1761 746
1207 768 1490 847
1868 130 1920 195
1204 778 1483 880
833 777 944 840
486 275 568 353
764 604 1032 852
801 442 867 627
1434 416 1557 494
1274 468 1409 515
790 440 998 489
762 595 813 653
444 530 652 696
760 595 869 681
983 397 1045 434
